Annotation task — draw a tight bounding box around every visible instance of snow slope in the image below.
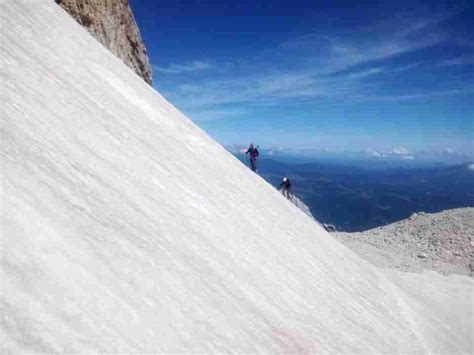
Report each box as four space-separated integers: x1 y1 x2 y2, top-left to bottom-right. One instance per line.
1 1 472 353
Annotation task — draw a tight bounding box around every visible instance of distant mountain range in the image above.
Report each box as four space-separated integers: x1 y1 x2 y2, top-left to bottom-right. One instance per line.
240 156 474 232
227 145 474 167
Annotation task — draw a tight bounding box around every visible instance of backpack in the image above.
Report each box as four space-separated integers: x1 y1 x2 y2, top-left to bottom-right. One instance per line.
251 148 259 158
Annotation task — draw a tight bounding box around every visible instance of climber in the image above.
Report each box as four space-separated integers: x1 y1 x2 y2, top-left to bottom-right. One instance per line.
279 177 292 200
245 143 259 172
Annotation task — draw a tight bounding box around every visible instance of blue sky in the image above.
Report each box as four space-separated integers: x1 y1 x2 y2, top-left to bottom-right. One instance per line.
130 0 473 159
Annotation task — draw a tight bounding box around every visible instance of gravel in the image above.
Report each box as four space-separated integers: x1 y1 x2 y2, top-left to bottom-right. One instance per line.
334 208 474 276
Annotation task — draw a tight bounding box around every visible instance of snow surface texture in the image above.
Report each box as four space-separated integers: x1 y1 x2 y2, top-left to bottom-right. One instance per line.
1 1 472 353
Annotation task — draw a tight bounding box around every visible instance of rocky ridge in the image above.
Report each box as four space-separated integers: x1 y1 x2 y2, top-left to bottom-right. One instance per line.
57 0 152 85
335 208 473 275
288 193 337 232
286 193 314 218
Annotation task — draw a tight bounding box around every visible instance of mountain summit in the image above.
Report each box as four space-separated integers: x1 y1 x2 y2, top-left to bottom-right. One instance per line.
1 1 471 353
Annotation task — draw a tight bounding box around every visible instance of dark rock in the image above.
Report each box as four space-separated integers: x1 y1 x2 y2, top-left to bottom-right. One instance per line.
57 0 153 85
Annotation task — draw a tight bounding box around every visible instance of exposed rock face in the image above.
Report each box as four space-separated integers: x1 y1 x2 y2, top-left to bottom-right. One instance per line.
334 208 474 276
57 0 152 85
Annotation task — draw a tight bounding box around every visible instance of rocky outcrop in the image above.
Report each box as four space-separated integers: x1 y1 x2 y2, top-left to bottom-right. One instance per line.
281 192 339 232
289 194 314 219
56 0 152 85
335 208 474 276
279 191 315 219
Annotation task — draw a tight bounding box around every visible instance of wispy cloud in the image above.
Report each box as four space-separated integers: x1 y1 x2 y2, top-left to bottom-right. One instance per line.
156 10 471 123
164 71 331 107
184 107 246 122
280 16 447 73
163 66 470 110
365 147 415 160
441 55 474 66
154 60 214 74
350 87 474 102
331 67 385 80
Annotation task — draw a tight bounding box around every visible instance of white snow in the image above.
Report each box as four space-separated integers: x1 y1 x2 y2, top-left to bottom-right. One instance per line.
1 1 472 353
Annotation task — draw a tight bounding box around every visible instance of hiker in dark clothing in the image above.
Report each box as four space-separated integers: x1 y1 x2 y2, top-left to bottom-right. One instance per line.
245 143 259 172
279 177 292 200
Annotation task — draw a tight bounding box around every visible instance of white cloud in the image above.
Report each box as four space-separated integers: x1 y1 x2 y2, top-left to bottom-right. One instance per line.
391 147 410 156
365 147 416 160
387 147 415 160
365 148 387 158
441 148 468 157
